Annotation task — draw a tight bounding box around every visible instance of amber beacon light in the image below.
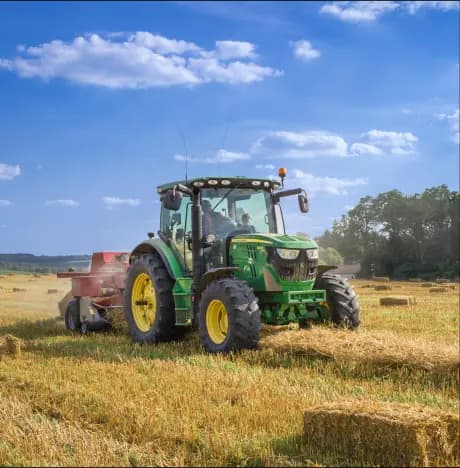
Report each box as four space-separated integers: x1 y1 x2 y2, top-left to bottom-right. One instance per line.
278 167 287 187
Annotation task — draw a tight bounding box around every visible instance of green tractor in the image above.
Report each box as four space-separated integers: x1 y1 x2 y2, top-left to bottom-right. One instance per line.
124 171 360 353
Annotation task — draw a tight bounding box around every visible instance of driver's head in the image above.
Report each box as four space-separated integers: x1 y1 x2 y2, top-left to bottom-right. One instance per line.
242 213 252 225
202 199 212 213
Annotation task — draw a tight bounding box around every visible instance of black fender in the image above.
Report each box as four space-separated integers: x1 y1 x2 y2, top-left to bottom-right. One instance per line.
317 265 338 277
198 267 239 294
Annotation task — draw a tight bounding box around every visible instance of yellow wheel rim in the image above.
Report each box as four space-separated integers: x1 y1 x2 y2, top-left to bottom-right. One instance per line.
206 299 229 345
131 273 156 332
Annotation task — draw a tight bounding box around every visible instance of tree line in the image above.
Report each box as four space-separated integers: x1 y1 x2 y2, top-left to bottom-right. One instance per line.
316 185 459 279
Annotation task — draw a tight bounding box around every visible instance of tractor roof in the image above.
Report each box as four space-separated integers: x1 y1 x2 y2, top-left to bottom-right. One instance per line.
157 176 281 193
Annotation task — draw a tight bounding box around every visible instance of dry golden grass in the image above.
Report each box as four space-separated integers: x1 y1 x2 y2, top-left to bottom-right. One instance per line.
303 401 459 467
0 275 458 466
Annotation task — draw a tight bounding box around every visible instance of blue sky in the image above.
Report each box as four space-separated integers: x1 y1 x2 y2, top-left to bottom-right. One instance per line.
0 1 458 255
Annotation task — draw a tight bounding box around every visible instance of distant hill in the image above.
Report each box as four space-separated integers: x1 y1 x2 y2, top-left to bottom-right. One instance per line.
0 253 91 273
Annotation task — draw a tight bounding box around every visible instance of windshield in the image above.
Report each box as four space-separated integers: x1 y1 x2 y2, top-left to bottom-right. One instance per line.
201 188 279 238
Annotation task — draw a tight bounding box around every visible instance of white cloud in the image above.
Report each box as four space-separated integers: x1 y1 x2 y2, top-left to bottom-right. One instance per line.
344 204 355 211
45 199 79 207
359 129 418 155
251 130 349 158
214 41 256 60
102 196 140 210
0 32 280 88
320 0 458 22
292 169 367 196
291 40 321 61
320 1 400 22
349 142 383 156
405 1 460 14
256 164 275 170
0 200 12 207
0 163 21 180
436 109 459 145
174 149 250 164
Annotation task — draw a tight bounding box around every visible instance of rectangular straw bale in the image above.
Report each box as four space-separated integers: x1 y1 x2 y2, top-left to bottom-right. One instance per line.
430 287 449 293
435 278 449 283
374 284 392 291
380 296 416 306
439 283 456 290
421 282 435 287
47 288 59 294
408 278 422 282
303 402 459 467
373 276 390 282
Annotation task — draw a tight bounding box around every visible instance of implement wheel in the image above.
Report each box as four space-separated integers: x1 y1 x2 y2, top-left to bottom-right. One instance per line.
124 254 184 343
64 298 81 332
314 274 360 329
199 278 260 353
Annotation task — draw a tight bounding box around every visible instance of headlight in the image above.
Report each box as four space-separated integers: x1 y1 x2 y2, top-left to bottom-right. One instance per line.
276 248 300 260
306 248 318 260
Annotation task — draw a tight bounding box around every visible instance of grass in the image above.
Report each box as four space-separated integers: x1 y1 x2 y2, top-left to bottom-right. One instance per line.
0 275 458 466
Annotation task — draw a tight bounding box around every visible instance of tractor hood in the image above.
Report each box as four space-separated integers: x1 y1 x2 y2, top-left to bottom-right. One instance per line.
231 233 318 250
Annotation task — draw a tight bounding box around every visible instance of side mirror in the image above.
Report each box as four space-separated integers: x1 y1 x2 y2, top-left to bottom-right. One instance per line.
298 193 309 213
161 189 182 211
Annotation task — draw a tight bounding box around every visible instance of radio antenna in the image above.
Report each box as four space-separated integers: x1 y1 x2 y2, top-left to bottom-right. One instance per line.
178 129 189 184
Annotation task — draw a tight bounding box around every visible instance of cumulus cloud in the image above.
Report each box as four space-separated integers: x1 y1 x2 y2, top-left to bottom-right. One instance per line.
359 129 418 155
292 169 367 196
0 199 12 207
174 149 250 164
256 163 275 170
45 199 79 207
291 40 321 61
250 128 418 159
320 0 458 22
436 109 459 145
102 196 140 210
0 32 280 88
349 142 383 156
320 1 400 22
251 131 349 158
0 163 21 180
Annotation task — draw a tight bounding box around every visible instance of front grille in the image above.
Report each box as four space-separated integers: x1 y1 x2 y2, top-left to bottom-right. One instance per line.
267 248 318 281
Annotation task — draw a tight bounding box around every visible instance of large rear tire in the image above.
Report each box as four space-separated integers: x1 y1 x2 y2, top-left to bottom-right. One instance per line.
124 254 184 343
199 278 260 353
314 274 360 328
64 298 81 332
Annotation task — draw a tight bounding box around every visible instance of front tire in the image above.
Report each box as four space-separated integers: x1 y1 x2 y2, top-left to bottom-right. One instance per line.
314 274 360 328
64 298 81 332
199 278 260 353
124 254 182 343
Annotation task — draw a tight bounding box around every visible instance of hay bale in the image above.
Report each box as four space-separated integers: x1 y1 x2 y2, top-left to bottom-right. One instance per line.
0 275 5 279
360 284 372 288
33 273 41 278
408 278 422 282
5 335 21 357
47 288 59 294
373 276 390 282
439 283 456 290
374 284 392 291
380 296 416 306
430 287 449 293
421 282 435 287
12 287 26 292
303 401 459 467
435 278 449 283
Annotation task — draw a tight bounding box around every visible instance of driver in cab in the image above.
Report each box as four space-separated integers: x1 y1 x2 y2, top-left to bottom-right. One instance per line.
202 199 236 238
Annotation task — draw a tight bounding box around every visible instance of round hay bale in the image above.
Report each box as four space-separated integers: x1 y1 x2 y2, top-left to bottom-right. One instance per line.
373 276 390 282
380 296 416 306
5 335 21 357
374 285 392 291
430 287 449 293
47 288 59 294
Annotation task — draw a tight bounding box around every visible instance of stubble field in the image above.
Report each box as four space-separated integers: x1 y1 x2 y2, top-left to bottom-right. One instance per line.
0 274 458 466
